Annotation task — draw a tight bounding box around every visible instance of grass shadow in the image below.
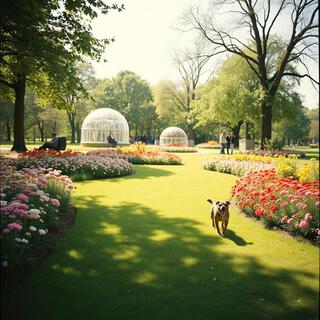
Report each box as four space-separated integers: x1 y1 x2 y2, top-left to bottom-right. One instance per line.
2 198 318 320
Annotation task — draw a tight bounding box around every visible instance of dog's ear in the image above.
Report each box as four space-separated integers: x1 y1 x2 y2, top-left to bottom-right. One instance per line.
207 199 213 204
215 201 220 205
226 201 230 205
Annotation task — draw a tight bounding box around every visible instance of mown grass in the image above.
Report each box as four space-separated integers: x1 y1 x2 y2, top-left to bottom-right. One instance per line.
2 153 319 320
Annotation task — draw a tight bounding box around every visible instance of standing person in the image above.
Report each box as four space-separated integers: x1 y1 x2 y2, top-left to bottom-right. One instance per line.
219 131 227 154
230 132 235 154
226 132 231 155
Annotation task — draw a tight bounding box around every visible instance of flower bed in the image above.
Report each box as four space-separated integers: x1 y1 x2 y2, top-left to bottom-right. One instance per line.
203 157 274 176
1 165 75 268
160 146 197 153
240 149 306 158
87 149 182 165
6 151 134 181
197 143 220 149
231 170 320 244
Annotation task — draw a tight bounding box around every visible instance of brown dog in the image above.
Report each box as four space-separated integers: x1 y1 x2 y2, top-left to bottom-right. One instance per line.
207 199 230 236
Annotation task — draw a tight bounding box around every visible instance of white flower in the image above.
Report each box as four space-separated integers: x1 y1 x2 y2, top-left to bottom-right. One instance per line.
38 229 47 236
29 226 37 232
25 232 31 237
1 200 7 206
28 208 41 219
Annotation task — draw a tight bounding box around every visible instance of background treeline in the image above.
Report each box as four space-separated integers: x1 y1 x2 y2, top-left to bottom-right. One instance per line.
1 62 318 146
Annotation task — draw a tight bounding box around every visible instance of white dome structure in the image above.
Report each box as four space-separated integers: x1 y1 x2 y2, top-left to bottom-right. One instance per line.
81 108 129 146
160 127 188 147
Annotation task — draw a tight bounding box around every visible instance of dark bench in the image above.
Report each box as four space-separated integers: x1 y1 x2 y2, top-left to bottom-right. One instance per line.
54 137 67 151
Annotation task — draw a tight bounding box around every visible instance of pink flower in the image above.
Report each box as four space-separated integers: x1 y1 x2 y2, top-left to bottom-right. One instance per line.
1 261 8 267
16 193 29 202
287 218 294 224
2 228 10 235
281 202 289 208
7 223 22 231
50 198 60 207
18 204 29 210
304 213 313 222
298 220 309 230
280 215 288 223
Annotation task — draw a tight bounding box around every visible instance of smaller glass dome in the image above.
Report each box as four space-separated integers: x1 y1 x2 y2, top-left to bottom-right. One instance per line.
160 127 188 147
81 108 129 146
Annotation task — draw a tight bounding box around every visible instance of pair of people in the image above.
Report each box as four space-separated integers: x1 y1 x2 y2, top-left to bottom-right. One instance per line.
219 131 235 154
107 132 117 147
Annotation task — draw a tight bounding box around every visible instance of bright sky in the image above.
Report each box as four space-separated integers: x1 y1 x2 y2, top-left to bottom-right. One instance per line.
92 0 319 109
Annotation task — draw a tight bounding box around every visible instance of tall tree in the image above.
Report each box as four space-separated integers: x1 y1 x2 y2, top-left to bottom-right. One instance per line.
183 0 319 148
0 0 124 152
92 71 153 136
154 42 213 140
307 107 319 142
195 53 304 144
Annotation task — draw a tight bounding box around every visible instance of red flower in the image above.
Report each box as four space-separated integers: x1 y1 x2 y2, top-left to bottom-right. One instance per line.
270 205 277 213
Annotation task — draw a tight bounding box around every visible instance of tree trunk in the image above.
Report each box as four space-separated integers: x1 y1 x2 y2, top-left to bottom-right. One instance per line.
67 111 76 144
232 120 243 147
6 117 11 141
38 121 45 142
76 122 81 144
187 123 196 141
11 75 27 152
260 100 272 149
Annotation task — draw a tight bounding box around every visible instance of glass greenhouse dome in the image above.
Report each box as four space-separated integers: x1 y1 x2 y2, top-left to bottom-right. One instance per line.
81 108 129 146
159 127 188 147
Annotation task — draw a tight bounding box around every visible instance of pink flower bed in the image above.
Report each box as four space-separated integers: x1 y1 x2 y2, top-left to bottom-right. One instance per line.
1 164 75 268
232 170 320 244
87 149 182 165
5 150 134 181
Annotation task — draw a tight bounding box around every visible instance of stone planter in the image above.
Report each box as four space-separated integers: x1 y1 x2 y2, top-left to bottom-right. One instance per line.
239 138 255 152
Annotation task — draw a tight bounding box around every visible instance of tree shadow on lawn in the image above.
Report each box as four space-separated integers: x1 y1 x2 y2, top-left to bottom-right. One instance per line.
3 197 318 320
113 165 176 182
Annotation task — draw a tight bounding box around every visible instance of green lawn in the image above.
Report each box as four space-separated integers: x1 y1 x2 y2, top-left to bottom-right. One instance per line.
2 153 319 320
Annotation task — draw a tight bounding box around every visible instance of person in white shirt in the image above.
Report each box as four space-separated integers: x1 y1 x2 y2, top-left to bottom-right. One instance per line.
219 131 227 154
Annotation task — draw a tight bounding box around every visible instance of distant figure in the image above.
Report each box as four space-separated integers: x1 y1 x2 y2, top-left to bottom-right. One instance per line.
107 132 117 147
38 132 59 150
219 131 227 154
226 132 231 155
230 132 235 155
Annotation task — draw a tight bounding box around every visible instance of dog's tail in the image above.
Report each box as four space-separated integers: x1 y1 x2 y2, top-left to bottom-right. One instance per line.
207 199 213 204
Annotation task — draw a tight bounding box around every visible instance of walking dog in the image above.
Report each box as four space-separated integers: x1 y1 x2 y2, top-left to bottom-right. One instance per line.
207 199 230 236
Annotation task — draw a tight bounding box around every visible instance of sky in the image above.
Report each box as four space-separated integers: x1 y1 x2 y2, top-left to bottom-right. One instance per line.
91 0 319 109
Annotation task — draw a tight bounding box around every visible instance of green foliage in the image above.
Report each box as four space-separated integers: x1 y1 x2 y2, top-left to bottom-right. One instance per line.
92 70 156 136
273 104 311 144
